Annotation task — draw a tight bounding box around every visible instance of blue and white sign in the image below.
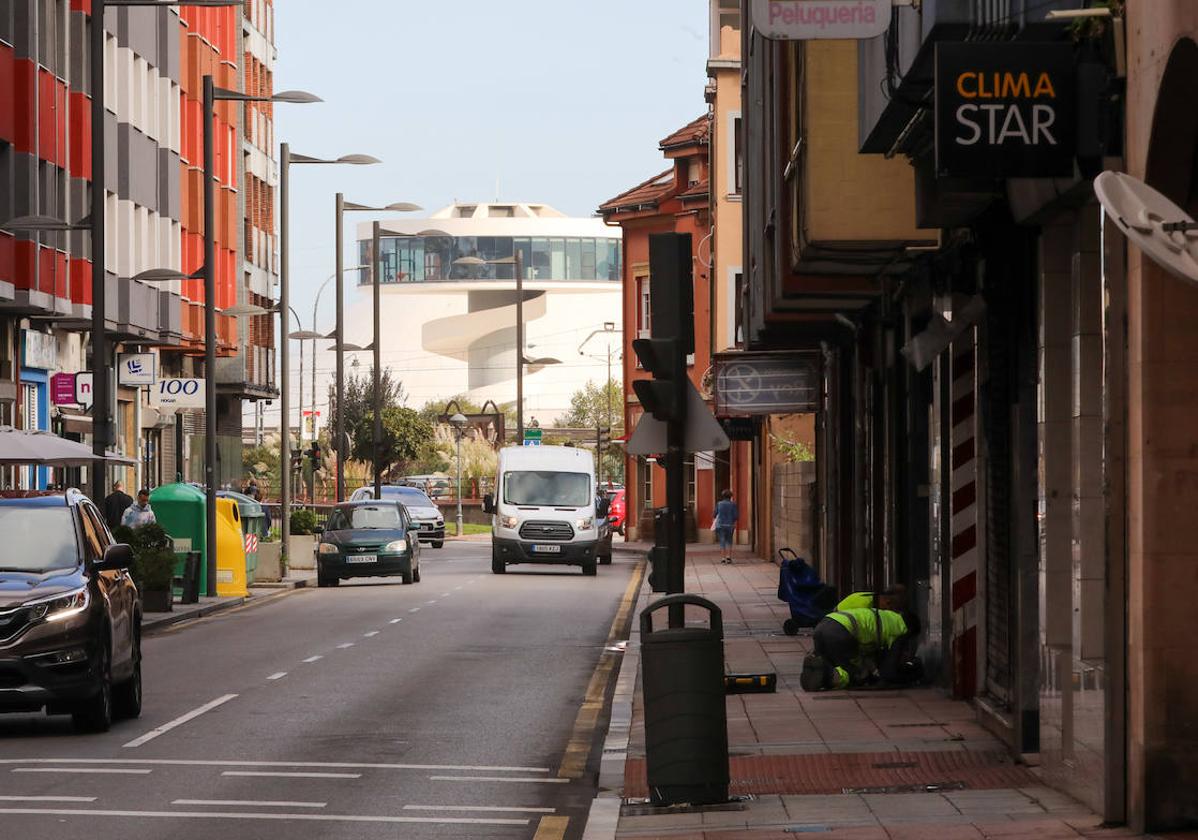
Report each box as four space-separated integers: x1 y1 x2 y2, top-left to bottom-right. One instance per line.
118 353 157 386
521 439 542 447
151 378 204 409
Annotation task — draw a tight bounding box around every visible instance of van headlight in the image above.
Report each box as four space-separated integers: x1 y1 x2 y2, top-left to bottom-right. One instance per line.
500 515 519 529
383 539 408 553
28 587 90 623
575 517 594 531
318 543 340 555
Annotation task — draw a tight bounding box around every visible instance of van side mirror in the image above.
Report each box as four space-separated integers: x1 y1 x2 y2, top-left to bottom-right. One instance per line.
482 494 495 515
97 543 132 571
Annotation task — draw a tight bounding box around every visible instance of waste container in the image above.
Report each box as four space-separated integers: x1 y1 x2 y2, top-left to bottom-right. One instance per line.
151 483 208 596
639 593 729 806
215 498 248 598
217 490 265 584
174 552 201 605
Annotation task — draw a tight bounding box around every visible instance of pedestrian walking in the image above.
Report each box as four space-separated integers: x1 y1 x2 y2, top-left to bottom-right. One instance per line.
799 607 922 692
243 476 261 501
713 488 739 563
121 488 157 528
103 480 134 529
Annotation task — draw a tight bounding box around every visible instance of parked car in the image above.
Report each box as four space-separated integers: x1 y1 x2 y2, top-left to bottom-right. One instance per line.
315 501 422 587
0 490 141 732
400 475 452 499
607 489 626 535
349 485 446 547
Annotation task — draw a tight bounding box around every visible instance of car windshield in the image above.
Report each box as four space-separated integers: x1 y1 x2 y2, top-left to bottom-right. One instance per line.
0 506 78 572
382 487 435 507
327 505 403 531
504 471 591 507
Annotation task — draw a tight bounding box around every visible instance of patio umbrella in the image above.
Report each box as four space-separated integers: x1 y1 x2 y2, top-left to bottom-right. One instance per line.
0 426 138 467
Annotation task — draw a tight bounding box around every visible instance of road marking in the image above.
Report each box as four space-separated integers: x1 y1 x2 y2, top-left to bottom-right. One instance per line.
302 655 323 663
222 771 361 779
13 768 151 775
0 808 528 826
425 600 438 605
428 776 570 784
336 643 355 649
122 694 239 749
0 758 550 773
174 799 327 809
389 618 402 624
440 592 450 597
534 815 570 840
409 607 421 613
267 672 287 681
0 796 97 802
558 557 646 779
363 631 378 638
454 586 463 591
403 805 556 814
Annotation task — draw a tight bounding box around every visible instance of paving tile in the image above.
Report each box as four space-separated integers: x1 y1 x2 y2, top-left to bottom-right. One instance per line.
862 793 961 819
945 790 1046 816
782 793 875 823
971 818 1083 838
884 822 985 840
618 812 705 830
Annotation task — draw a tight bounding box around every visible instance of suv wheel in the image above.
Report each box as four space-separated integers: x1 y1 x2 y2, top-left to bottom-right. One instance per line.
113 627 142 720
317 573 339 588
73 642 113 733
431 541 444 549
582 559 597 577
491 547 506 574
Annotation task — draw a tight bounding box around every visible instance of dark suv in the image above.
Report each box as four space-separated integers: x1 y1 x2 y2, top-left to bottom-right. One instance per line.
0 490 141 732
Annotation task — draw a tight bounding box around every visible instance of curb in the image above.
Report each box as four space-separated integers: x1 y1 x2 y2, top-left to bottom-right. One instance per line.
143 578 310 636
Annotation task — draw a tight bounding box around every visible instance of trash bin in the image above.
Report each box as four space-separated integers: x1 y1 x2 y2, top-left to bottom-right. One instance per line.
639 593 729 806
215 498 248 598
151 483 208 596
217 490 265 584
174 552 201 605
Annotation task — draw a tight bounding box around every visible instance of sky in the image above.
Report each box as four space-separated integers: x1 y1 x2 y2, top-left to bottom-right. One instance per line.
272 0 712 385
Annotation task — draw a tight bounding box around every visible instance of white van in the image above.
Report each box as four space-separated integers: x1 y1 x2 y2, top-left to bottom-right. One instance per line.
483 445 611 576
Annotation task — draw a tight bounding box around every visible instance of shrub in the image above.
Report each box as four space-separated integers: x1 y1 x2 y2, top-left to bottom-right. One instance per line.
116 523 178 592
290 508 318 535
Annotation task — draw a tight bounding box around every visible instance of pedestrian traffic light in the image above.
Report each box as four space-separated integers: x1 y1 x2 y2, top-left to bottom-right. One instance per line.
632 338 685 421
308 442 321 469
597 425 611 448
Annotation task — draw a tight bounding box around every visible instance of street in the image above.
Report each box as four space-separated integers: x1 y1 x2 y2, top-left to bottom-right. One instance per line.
0 542 639 840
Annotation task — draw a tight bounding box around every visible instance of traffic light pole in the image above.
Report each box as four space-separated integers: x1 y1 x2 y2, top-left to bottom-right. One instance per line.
665 346 687 628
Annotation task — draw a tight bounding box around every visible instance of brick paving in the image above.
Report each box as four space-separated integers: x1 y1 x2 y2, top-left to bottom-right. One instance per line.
600 545 1158 840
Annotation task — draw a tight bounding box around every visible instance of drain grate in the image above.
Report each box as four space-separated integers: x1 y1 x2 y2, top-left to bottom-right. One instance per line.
843 781 966 795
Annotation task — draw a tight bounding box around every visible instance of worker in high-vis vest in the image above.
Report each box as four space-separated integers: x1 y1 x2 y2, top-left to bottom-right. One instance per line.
836 584 907 613
800 607 921 692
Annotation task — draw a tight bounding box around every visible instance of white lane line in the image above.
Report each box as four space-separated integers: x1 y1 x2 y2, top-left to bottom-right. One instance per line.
389 618 402 624
409 607 421 613
0 796 98 803
122 694 238 749
222 771 361 779
0 808 528 826
454 586 463 591
301 655 323 663
266 672 287 681
440 592 450 597
425 600 438 605
403 804 556 814
428 775 570 784
336 643 355 649
362 631 379 638
174 799 327 809
13 768 151 775
0 758 550 773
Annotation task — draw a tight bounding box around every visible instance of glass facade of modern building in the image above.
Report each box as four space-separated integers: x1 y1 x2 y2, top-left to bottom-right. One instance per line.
359 235 622 284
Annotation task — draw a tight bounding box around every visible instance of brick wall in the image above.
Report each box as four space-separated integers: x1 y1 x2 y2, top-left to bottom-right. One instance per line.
772 460 816 563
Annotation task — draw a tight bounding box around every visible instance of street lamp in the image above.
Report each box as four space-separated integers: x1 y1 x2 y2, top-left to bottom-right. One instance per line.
579 322 622 485
449 412 468 536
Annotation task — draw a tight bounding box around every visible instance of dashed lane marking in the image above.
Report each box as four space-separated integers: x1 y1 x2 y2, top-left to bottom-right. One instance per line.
302 655 323 663
0 796 97 802
428 776 570 784
534 815 569 840
336 643 355 649
426 600 438 605
363 631 379 638
222 771 361 779
403 805 556 814
122 694 239 749
409 607 421 613
0 808 529 826
389 619 402 624
174 799 326 809
13 768 150 775
440 592 451 597
0 758 550 773
267 672 287 681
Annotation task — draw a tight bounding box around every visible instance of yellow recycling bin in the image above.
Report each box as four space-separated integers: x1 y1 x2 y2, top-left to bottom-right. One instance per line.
215 497 249 598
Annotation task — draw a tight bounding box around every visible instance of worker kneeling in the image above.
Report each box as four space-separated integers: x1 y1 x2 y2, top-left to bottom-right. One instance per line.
800 608 922 692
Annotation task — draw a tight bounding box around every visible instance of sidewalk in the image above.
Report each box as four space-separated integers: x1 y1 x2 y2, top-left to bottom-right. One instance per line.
142 571 313 635
587 546 1144 840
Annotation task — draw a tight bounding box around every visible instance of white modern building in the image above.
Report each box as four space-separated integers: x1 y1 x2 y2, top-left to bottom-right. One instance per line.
326 202 623 424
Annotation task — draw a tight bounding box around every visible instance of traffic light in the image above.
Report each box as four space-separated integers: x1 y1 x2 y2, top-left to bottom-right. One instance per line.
308 442 321 469
647 545 669 593
632 338 685 422
597 425 611 448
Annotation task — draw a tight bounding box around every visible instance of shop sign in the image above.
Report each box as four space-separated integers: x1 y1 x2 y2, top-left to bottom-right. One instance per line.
935 42 1076 178
751 0 891 40
118 353 157 386
151 378 204 409
23 331 57 370
714 352 820 416
51 373 77 406
74 373 94 409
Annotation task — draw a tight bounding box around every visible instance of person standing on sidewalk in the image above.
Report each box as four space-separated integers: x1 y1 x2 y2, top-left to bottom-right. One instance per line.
713 489 739 564
103 481 133 530
121 489 157 528
800 607 921 691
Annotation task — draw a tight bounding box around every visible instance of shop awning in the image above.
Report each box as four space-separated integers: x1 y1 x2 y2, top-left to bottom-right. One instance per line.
0 426 137 466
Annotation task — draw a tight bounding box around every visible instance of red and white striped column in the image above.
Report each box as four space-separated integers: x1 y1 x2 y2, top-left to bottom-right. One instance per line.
949 333 979 699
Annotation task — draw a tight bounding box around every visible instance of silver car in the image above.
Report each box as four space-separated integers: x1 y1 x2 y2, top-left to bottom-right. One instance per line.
349 485 446 548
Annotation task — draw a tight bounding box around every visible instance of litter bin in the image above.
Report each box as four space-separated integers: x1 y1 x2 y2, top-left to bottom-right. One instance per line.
174 552 201 605
639 593 729 806
215 498 248 598
217 490 265 584
151 483 208 596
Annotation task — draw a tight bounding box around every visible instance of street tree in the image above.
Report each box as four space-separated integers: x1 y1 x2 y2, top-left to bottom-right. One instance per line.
555 379 623 432
351 406 435 480
327 368 407 456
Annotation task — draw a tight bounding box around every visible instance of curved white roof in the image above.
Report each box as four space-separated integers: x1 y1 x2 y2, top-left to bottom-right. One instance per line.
356 202 619 240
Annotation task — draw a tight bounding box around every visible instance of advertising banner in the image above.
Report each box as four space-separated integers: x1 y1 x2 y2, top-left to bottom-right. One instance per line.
752 0 891 40
151 378 205 409
51 373 77 406
118 353 157 386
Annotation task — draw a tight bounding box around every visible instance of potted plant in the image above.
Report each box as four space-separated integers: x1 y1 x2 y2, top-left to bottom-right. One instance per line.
287 508 320 571
115 524 178 613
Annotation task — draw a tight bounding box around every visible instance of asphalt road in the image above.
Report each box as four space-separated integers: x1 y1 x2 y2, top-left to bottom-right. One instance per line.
0 540 640 840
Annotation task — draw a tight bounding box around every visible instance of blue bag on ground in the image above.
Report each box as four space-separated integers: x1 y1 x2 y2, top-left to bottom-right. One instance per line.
776 548 837 635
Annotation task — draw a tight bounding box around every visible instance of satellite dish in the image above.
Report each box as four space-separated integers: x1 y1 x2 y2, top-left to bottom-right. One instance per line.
1094 171 1198 284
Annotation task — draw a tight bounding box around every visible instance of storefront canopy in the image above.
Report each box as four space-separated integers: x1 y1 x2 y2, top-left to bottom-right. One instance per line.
0 427 137 466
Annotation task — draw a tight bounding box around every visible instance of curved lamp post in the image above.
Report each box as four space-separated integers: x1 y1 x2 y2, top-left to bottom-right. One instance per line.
449 412 468 536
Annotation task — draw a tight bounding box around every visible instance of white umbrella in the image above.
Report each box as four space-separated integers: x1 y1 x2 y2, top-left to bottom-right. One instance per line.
0 426 137 467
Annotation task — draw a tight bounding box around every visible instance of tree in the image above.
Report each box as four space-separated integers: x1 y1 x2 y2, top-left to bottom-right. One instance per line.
351 406 435 480
556 379 623 432
327 368 407 457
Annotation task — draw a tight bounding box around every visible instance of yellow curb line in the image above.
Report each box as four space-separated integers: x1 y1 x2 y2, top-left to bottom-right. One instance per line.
557 557 646 780
533 814 569 840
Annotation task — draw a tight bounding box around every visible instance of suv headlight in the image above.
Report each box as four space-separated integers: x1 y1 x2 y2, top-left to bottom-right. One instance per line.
318 542 339 555
575 517 594 531
500 515 519 529
28 587 90 623
383 539 408 553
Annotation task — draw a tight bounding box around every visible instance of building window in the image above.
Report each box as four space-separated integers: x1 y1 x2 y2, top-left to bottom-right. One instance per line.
641 457 653 513
734 271 744 346
636 276 651 340
733 116 743 195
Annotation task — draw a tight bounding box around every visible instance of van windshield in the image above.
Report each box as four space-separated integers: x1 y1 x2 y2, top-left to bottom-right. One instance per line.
504 471 591 507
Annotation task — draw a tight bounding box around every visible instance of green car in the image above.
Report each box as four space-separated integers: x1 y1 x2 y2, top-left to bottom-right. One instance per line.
315 501 422 588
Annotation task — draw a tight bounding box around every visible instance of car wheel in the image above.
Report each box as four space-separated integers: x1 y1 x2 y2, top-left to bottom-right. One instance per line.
599 554 612 565
73 641 113 733
113 630 142 720
582 560 597 577
431 541 444 549
491 548 506 575
401 571 413 585
412 565 421 583
318 574 339 588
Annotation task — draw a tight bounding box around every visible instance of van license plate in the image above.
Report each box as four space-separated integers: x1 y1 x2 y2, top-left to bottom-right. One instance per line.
531 544 561 554
346 554 377 564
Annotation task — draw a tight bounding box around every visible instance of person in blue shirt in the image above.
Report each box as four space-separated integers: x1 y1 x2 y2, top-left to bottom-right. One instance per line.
713 489 739 564
121 489 157 528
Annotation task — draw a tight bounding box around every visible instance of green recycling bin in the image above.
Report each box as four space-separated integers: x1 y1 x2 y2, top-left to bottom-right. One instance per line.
218 490 265 584
150 482 208 596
